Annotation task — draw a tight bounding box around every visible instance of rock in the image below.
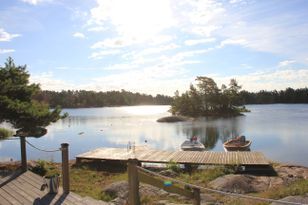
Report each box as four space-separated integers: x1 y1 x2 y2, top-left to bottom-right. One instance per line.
159 169 180 178
208 174 285 194
270 194 308 205
157 116 189 123
208 174 255 194
103 181 128 199
275 165 308 181
200 193 217 203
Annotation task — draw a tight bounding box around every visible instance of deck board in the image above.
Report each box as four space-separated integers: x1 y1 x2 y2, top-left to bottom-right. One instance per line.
0 171 109 205
77 147 269 165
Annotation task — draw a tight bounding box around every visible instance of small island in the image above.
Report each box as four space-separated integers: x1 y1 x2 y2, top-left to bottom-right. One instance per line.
170 76 247 118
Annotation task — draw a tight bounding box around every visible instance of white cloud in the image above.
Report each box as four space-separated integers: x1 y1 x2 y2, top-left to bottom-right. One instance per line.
278 60 296 67
89 49 121 59
0 28 20 42
189 26 220 37
91 35 173 49
73 32 85 39
87 26 106 32
0 49 15 54
229 0 246 4
218 38 248 48
30 72 74 91
184 38 216 46
215 69 308 92
90 0 175 40
124 43 179 63
91 37 132 49
20 0 51 5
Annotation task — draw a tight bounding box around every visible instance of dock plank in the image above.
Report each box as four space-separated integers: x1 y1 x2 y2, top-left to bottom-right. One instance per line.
0 171 107 205
76 147 270 166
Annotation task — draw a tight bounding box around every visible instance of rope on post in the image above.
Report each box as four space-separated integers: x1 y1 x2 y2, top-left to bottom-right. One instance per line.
25 140 61 153
137 166 307 205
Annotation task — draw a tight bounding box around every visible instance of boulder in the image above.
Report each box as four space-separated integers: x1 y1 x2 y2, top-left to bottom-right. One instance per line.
157 116 189 123
275 165 308 181
270 194 308 205
103 181 128 199
208 174 285 194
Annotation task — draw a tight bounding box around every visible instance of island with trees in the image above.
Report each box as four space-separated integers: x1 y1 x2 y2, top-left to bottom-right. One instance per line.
170 76 245 118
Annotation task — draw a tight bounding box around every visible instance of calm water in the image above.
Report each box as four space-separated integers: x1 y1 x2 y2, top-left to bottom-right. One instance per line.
1 104 308 166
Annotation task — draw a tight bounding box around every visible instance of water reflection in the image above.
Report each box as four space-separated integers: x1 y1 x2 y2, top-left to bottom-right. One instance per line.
177 116 245 150
1 105 308 166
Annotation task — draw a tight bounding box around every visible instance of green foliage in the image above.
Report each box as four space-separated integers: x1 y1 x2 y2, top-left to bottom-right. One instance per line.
70 166 127 200
171 76 244 117
0 57 64 132
180 166 235 184
0 127 13 139
256 179 308 199
240 87 308 104
166 160 181 173
31 160 59 177
99 191 117 202
33 89 173 108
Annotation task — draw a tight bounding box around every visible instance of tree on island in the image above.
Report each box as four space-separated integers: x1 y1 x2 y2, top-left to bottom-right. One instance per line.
0 57 65 137
171 76 244 117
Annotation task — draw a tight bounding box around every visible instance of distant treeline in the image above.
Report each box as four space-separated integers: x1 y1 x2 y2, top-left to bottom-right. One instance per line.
240 88 308 104
33 90 173 108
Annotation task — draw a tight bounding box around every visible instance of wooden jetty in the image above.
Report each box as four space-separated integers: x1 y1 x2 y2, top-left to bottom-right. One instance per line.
0 170 108 205
76 146 269 165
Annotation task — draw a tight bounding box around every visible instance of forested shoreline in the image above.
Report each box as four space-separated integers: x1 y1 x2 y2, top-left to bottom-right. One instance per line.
32 87 308 109
33 90 173 108
240 88 308 104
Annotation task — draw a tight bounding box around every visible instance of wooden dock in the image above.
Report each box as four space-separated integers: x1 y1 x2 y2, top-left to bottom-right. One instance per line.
76 146 269 165
0 170 109 205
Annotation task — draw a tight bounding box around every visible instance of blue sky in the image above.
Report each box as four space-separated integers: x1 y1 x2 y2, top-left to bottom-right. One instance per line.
1 0 308 95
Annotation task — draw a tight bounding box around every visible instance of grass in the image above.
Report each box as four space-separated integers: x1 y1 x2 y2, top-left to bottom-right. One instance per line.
24 160 308 204
69 161 127 201
0 128 13 139
31 160 60 177
256 179 308 200
178 165 235 185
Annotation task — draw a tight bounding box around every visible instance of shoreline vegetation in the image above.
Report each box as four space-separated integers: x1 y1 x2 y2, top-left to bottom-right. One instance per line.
170 77 246 118
0 127 13 139
32 87 308 109
1 160 307 204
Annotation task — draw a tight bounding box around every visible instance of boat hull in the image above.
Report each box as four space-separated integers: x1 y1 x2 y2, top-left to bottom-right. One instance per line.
223 140 251 152
181 140 205 151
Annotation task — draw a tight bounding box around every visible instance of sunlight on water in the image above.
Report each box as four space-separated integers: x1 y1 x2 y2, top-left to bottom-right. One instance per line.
120 105 169 116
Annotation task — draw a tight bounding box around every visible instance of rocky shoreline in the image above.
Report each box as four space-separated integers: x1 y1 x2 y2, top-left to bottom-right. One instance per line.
1 161 307 205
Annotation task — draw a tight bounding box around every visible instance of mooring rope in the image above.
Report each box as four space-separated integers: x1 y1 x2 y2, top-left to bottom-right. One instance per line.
137 166 307 205
25 140 61 153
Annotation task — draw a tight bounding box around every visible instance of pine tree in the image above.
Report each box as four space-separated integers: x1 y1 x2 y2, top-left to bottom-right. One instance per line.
0 57 65 137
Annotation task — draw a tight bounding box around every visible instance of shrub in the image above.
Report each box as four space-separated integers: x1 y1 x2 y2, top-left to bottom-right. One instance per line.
0 128 13 139
31 160 59 177
166 160 181 173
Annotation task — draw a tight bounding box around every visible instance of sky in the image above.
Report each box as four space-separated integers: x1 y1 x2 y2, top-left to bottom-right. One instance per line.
0 0 308 96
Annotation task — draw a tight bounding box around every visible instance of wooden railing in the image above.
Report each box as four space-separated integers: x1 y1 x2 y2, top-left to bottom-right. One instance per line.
127 158 200 205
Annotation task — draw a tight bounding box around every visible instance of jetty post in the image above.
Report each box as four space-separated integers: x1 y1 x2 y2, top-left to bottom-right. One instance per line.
61 143 70 194
128 158 140 205
20 136 27 172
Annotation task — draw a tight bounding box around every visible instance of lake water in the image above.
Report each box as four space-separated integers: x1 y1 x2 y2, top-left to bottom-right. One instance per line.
1 104 308 167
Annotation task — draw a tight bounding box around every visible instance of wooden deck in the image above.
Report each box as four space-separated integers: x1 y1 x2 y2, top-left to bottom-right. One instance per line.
76 146 269 165
0 170 109 205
